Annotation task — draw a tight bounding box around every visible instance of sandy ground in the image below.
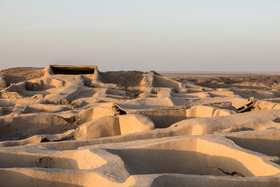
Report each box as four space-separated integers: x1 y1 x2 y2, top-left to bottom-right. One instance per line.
1 66 280 186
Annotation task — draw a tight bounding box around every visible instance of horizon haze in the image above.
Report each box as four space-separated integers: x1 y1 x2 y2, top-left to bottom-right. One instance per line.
0 0 279 72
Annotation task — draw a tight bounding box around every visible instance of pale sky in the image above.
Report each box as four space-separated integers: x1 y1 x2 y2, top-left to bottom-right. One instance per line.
0 0 279 71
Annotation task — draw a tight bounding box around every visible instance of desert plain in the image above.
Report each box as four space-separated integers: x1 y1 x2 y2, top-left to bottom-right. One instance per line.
0 65 280 186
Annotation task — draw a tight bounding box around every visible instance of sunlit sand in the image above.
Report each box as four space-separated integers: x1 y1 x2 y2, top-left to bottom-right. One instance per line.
0 65 280 186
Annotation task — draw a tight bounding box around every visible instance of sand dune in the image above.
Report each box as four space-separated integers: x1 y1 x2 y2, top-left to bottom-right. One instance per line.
0 65 280 186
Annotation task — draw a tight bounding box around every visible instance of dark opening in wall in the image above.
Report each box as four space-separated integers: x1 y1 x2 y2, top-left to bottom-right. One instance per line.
112 104 127 115
50 65 95 75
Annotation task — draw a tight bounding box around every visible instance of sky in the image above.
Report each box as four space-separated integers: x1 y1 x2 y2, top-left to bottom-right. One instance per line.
0 0 279 72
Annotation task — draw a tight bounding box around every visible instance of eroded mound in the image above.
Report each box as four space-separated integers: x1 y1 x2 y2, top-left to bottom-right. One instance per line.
0 67 45 86
0 66 280 186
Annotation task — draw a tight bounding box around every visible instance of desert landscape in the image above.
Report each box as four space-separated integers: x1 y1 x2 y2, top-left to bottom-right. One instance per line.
0 65 280 186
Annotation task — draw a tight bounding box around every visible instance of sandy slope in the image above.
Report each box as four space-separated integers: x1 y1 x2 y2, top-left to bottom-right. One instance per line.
0 65 280 186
